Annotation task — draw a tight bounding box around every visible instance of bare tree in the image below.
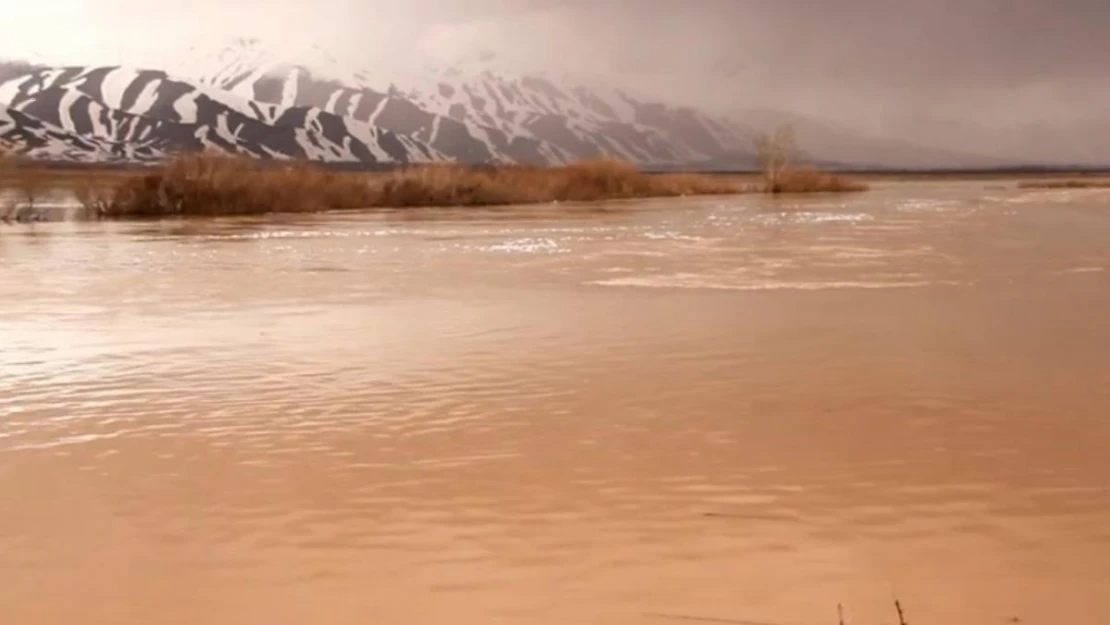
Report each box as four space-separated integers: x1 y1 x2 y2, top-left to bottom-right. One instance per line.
753 124 796 193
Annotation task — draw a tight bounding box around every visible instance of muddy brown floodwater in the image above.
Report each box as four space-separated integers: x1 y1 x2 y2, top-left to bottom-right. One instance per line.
2 181 1110 625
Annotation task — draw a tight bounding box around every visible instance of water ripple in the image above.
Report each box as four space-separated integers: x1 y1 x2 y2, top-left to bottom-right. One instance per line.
2 185 1110 625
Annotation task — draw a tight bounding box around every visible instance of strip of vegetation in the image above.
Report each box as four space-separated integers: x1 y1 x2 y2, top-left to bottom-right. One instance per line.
70 154 751 219
3 124 869 220
1017 179 1110 189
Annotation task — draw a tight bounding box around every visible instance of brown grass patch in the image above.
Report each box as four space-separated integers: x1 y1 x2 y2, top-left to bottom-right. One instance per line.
84 154 379 219
78 154 749 219
766 166 869 194
374 160 746 207
1017 179 1110 190
1 148 55 221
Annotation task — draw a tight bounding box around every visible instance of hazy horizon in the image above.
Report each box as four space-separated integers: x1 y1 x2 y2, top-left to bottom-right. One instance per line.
4 0 1109 164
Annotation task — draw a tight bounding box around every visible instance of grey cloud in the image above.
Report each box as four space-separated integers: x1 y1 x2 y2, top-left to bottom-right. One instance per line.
6 0 1108 162
416 0 1109 161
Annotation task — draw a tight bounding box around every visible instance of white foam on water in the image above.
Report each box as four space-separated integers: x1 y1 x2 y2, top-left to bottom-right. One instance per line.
750 212 874 226
482 237 565 254
589 274 966 291
1053 266 1106 275
1007 188 1110 205
895 198 960 212
642 231 714 243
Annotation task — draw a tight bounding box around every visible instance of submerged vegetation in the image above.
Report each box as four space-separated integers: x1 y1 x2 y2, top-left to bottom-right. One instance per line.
0 146 52 221
2 126 869 220
1017 179 1110 189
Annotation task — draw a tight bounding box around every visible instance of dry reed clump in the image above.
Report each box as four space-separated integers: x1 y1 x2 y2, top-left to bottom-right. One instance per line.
82 154 747 218
767 166 870 194
552 159 744 200
1 147 54 221
0 148 12 222
1017 179 1110 190
86 153 378 218
372 164 517 207
376 159 743 206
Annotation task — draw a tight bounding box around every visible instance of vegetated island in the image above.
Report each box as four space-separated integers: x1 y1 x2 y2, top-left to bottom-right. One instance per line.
0 124 866 220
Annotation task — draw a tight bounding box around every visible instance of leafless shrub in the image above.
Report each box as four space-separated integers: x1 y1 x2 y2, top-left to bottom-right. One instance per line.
753 124 868 194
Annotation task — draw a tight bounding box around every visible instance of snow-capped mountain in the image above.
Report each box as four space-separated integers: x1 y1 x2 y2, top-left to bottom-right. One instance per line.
0 38 1012 169
187 38 755 167
0 64 442 165
1 102 157 162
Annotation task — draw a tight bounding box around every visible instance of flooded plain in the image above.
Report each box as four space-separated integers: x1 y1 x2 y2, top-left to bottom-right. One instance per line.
2 181 1110 625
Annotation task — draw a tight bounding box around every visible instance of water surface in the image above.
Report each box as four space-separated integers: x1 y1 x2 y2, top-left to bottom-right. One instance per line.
2 181 1110 625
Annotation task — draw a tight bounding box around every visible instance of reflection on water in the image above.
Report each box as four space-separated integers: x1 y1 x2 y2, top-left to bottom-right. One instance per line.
2 181 1110 625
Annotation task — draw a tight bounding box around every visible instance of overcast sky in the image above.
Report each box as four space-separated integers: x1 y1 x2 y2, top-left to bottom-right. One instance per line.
4 0 1108 161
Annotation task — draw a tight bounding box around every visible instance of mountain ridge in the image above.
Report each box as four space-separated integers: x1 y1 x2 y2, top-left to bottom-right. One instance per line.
0 39 1053 170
